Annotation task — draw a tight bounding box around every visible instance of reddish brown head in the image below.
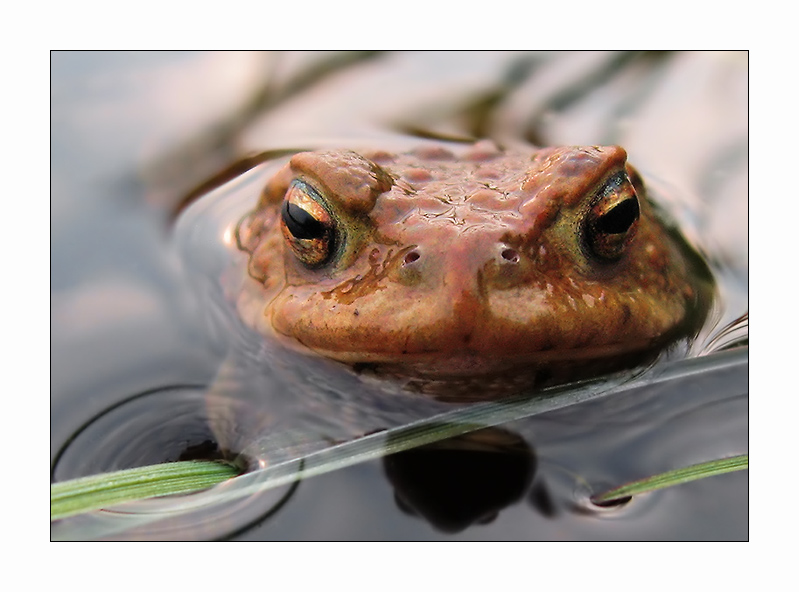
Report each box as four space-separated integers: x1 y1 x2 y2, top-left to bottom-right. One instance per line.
237 142 711 384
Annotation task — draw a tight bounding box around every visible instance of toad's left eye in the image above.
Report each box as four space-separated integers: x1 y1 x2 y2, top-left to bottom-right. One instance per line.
280 181 337 268
583 172 640 261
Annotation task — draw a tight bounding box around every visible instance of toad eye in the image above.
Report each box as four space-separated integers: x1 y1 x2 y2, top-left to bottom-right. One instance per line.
584 172 640 261
280 180 336 268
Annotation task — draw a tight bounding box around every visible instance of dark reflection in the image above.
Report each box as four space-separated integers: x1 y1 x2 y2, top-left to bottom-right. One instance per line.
527 481 558 519
383 426 536 533
176 438 226 463
591 495 633 509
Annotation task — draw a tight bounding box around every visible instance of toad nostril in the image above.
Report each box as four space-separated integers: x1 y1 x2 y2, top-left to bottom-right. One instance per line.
403 250 421 265
500 248 520 263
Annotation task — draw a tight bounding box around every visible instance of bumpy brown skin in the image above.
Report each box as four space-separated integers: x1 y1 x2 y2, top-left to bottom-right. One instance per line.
236 141 711 391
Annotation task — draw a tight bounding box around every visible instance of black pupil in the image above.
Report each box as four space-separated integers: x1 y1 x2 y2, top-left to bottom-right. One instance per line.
281 201 326 240
596 198 639 234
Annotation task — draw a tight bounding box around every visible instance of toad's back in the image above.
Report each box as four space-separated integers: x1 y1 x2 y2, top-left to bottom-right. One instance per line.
236 141 711 393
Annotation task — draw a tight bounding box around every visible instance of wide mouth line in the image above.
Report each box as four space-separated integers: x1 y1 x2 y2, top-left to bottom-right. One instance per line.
291 339 661 375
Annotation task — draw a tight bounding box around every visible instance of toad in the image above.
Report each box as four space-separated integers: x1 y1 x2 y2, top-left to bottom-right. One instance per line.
235 141 712 396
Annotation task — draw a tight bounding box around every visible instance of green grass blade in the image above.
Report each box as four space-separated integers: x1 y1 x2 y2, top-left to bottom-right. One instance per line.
51 461 241 521
591 454 748 504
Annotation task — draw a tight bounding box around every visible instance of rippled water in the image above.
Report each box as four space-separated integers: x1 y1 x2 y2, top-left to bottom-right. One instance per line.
51 51 747 540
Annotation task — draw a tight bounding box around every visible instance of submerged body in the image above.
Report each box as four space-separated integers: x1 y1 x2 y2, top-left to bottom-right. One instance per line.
236 141 711 396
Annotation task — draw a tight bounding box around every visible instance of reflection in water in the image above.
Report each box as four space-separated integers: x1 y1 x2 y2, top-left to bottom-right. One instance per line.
384 427 536 533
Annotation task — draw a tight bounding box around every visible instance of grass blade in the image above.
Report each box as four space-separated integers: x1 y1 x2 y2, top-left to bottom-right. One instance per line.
51 461 241 521
591 454 748 504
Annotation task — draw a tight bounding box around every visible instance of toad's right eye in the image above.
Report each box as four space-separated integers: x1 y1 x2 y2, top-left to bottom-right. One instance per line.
280 181 336 268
